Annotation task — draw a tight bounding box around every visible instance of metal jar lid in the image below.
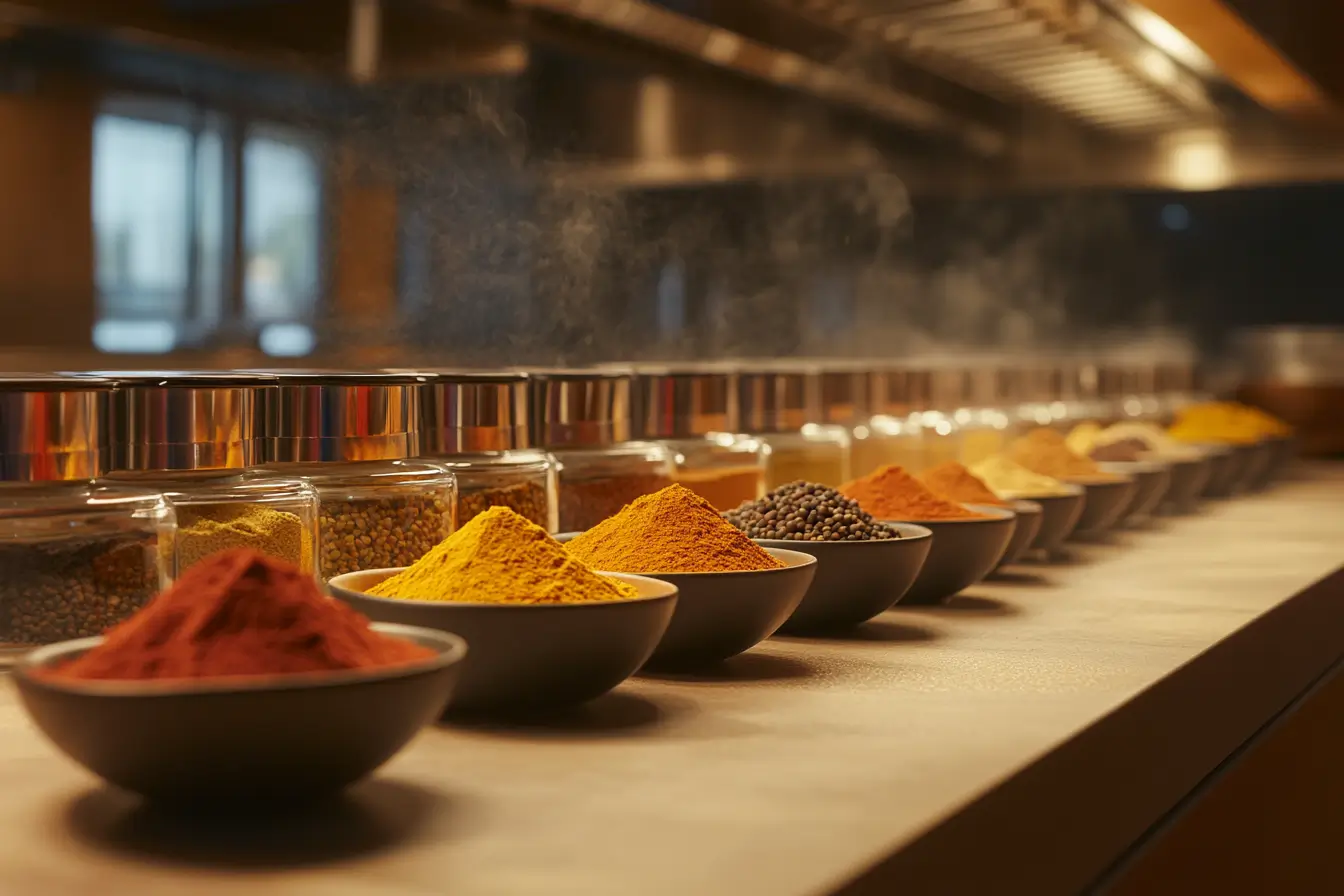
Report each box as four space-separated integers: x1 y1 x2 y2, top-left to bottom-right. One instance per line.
529 369 633 448
735 366 819 433
414 370 530 453
632 366 735 439
870 366 931 416
262 371 424 463
0 375 110 483
85 371 277 473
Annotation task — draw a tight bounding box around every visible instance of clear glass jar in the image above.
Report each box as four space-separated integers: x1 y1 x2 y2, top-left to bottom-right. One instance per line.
553 442 675 532
435 450 557 530
954 407 1012 467
667 433 766 511
260 460 456 580
0 484 173 652
162 476 319 577
915 411 963 469
758 424 851 488
850 414 926 478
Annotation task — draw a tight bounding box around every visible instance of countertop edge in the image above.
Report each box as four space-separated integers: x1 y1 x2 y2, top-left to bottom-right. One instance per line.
834 564 1344 895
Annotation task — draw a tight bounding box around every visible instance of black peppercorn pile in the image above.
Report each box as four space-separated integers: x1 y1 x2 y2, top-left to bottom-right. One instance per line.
724 481 899 542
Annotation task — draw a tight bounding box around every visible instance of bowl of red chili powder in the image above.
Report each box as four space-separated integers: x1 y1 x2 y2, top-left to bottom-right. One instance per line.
14 548 467 806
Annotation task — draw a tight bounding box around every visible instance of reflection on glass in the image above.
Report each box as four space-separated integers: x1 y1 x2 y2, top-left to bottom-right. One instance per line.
244 128 320 322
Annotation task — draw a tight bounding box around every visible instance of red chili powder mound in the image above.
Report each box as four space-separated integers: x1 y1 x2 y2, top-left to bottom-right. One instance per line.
840 465 989 521
42 548 432 682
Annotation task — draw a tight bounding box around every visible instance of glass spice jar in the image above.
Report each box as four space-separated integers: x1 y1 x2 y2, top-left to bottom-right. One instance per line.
162 476 319 576
630 365 765 511
257 372 457 578
530 369 674 532
737 366 851 488
412 370 558 530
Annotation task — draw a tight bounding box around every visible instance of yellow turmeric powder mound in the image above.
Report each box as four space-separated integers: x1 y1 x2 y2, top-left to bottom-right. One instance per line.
367 506 638 604
1169 401 1291 445
1006 428 1119 481
565 484 783 573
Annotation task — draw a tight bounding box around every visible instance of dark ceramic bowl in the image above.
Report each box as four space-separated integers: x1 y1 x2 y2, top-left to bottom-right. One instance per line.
1158 454 1211 514
13 623 466 805
1067 476 1137 537
1007 485 1086 553
892 504 1017 605
1199 445 1242 497
329 570 676 714
553 537 817 670
1261 434 1297 482
1099 461 1172 523
996 500 1042 568
753 524 933 634
1233 441 1271 493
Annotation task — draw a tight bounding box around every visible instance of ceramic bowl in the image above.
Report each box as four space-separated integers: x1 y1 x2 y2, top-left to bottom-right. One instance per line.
1261 434 1297 482
329 571 676 714
13 623 466 805
1099 461 1172 523
753 524 933 634
1199 445 1242 497
1158 454 1211 514
1242 438 1285 491
1005 485 1086 554
892 504 1017 605
553 538 817 669
1067 476 1137 537
995 500 1043 568
1232 441 1271 493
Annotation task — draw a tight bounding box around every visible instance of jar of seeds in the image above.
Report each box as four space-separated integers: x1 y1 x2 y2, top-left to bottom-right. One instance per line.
736 366 852 488
255 372 455 579
0 485 173 654
552 442 674 532
411 370 558 530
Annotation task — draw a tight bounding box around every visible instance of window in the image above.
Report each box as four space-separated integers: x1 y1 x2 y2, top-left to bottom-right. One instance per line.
91 99 323 353
243 125 322 323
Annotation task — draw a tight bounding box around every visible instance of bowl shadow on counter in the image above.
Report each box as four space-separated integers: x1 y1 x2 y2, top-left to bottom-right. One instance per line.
640 650 820 684
63 777 452 870
772 617 938 645
891 593 1022 618
443 690 695 740
984 569 1055 587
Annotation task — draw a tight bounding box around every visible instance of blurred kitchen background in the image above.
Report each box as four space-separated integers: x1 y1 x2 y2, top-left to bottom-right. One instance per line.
1 1 1342 396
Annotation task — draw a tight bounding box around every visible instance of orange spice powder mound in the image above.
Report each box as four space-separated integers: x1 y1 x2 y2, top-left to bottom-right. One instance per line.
916 461 1009 507
840 465 988 521
1007 428 1119 480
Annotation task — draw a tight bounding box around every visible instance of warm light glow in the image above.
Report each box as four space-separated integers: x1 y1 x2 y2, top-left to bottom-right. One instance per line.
1138 48 1178 85
1165 131 1231 190
1127 6 1216 75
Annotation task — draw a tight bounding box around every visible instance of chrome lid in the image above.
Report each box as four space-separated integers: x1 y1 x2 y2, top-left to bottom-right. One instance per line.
415 370 530 453
262 371 424 463
89 371 277 473
529 369 633 448
870 366 931 416
736 366 819 433
632 367 735 439
0 375 109 483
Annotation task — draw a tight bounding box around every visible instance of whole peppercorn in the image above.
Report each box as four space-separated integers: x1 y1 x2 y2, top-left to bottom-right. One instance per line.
724 481 899 542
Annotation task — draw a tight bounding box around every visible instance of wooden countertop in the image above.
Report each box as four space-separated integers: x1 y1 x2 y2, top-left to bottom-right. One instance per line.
3 467 1343 896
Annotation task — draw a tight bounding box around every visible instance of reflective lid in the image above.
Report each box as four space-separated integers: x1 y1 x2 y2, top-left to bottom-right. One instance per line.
89 371 272 473
632 367 734 439
0 374 110 482
870 366 932 416
735 366 819 433
262 372 424 464
529 369 633 448
817 363 869 425
412 370 530 453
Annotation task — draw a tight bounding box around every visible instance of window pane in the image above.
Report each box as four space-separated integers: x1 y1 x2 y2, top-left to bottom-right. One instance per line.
244 128 320 322
92 115 191 317
195 121 226 327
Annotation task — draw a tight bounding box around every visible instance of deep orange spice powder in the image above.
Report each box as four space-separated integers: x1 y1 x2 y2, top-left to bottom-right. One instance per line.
916 461 1009 507
840 465 988 521
43 548 432 682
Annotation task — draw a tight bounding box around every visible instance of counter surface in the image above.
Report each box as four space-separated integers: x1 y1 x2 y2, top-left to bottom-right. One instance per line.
2 467 1342 896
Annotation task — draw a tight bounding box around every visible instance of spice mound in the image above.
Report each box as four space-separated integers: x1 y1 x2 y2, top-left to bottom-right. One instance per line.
841 465 988 521
1095 422 1202 460
725 481 898 541
916 461 1009 507
566 484 783 573
368 506 638 604
971 455 1074 499
42 549 431 682
1169 401 1290 445
1006 429 1118 480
